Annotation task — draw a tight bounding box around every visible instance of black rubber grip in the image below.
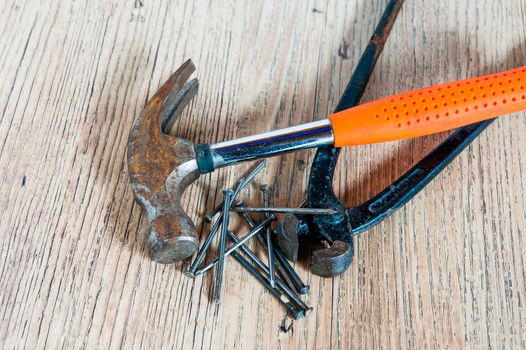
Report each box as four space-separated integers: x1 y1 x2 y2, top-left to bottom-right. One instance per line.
194 143 215 174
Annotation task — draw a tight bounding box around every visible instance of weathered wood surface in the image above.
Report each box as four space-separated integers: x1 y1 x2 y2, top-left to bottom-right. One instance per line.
1 0 525 348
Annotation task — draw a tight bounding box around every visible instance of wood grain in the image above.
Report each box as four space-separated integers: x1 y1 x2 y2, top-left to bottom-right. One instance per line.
1 0 525 348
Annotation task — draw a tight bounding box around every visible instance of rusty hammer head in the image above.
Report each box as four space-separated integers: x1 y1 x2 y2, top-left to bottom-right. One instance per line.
127 60 200 263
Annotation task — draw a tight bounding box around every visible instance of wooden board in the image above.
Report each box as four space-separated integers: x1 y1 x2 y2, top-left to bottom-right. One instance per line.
1 0 525 348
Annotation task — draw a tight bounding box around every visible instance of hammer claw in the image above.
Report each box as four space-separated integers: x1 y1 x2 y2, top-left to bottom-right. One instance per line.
161 77 198 133
153 59 195 104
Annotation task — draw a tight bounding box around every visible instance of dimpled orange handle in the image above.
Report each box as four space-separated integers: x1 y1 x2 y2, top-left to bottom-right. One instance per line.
329 66 526 146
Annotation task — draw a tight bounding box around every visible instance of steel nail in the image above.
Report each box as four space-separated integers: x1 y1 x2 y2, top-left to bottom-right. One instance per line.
213 189 234 303
230 250 303 319
261 236 298 294
226 231 310 313
241 220 298 294
273 242 310 294
203 160 267 222
231 207 337 215
204 181 244 223
186 215 223 277
239 159 267 187
233 204 297 293
204 202 224 223
195 215 276 275
260 184 276 288
240 212 310 295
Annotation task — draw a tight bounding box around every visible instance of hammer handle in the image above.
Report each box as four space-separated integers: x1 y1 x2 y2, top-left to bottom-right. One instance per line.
329 66 526 146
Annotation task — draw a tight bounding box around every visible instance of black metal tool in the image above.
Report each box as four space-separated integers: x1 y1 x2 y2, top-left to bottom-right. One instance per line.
273 0 405 277
287 0 499 277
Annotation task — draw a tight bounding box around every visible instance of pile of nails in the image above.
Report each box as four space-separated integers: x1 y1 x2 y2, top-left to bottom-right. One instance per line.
185 160 312 319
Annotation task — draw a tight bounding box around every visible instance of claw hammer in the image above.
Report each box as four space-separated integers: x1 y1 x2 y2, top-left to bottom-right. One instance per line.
128 60 526 263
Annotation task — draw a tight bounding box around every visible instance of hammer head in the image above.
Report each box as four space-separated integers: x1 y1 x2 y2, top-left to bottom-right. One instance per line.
127 60 200 263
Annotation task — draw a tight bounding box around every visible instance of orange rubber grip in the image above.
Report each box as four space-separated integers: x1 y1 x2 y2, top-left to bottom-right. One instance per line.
329 66 526 146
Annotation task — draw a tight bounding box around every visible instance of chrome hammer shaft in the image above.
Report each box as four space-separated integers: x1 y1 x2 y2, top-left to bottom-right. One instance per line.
194 120 333 173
